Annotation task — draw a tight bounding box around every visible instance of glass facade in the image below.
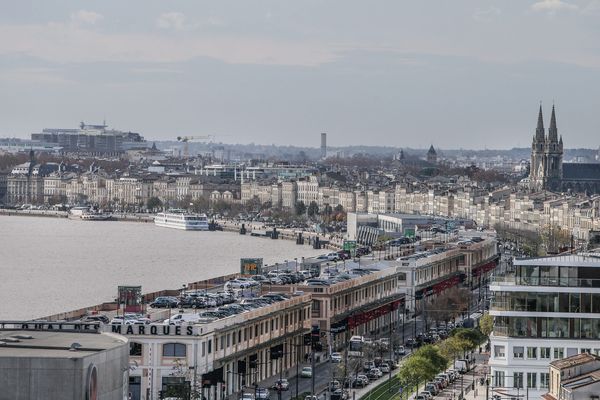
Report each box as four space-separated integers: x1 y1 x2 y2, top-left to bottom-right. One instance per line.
515 265 600 287
492 291 600 313
495 316 600 339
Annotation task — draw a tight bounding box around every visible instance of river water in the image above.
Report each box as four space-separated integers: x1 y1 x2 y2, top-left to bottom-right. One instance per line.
0 216 323 320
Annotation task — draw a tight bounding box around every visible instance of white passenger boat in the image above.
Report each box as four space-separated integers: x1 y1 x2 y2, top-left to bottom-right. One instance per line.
154 209 209 231
80 212 112 221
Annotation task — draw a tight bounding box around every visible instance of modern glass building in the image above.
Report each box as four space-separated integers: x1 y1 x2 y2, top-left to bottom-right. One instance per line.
488 253 600 398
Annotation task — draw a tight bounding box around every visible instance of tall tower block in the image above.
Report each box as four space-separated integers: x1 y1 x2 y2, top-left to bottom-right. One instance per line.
320 132 327 159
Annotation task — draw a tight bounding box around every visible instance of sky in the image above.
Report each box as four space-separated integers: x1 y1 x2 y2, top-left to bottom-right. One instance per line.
0 0 599 149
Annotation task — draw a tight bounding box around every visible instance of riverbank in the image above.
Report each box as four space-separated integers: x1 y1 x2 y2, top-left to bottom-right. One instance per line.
0 209 343 250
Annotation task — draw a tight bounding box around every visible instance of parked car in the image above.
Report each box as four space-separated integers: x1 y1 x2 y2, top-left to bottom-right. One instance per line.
240 393 255 400
255 388 270 400
301 367 313 378
424 383 438 396
272 379 289 391
395 345 406 356
330 352 342 363
419 392 433 400
81 315 110 324
379 363 390 374
150 297 178 308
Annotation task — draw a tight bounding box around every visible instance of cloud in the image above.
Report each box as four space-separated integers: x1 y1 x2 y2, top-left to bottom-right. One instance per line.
70 10 103 25
0 23 337 67
582 0 600 15
156 12 188 31
531 0 578 13
156 12 225 31
473 7 501 22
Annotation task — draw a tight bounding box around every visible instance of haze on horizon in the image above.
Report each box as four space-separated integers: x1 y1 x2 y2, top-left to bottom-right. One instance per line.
1 0 599 150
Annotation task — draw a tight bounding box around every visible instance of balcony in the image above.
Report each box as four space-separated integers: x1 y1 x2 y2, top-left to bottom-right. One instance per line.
490 274 600 288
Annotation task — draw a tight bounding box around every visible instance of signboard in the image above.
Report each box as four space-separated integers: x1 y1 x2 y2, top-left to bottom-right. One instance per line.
118 286 142 313
343 240 357 257
404 228 416 238
240 258 263 275
343 240 357 251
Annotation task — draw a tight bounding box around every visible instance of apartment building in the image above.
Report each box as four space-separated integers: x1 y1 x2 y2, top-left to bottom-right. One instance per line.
489 253 600 398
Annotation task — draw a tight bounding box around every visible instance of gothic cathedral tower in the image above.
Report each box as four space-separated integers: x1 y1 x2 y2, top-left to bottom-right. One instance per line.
529 105 563 191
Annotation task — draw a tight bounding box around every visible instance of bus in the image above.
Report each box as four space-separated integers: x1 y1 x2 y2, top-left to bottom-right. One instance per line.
348 335 364 358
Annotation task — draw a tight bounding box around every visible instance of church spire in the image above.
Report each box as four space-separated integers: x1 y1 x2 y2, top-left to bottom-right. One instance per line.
535 104 545 141
548 104 558 142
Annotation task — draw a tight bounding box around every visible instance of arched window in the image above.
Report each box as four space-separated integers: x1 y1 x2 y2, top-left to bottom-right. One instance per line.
163 343 186 357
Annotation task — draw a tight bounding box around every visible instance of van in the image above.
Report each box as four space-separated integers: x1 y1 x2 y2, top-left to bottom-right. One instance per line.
454 359 469 373
165 313 201 325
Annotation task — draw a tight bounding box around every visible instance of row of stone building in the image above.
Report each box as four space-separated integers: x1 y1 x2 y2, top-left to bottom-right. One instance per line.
0 165 238 207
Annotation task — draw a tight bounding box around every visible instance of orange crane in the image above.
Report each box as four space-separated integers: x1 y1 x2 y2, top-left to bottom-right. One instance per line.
176 135 214 158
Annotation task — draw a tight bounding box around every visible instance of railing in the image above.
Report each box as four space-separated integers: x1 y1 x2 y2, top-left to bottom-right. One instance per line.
490 275 600 288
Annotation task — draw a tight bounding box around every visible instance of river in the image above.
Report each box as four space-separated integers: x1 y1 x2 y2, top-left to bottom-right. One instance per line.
0 216 323 320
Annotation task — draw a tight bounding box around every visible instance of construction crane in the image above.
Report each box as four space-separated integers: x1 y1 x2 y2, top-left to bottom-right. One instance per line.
176 135 214 159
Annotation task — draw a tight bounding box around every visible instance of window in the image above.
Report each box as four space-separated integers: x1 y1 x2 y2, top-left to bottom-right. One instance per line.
527 347 537 359
163 343 186 357
129 342 142 356
208 340 212 354
527 372 536 389
540 347 551 359
202 341 206 356
494 346 505 358
540 373 549 389
513 372 523 389
513 346 524 359
553 347 564 359
494 371 505 388
581 348 591 354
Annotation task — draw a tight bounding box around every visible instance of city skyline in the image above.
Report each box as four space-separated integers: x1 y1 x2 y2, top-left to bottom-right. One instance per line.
1 1 600 149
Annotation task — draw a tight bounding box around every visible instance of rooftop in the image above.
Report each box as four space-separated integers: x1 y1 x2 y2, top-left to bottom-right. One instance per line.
0 329 126 358
550 353 600 370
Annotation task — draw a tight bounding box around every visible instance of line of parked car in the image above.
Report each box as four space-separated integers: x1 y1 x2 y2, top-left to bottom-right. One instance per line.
414 369 461 400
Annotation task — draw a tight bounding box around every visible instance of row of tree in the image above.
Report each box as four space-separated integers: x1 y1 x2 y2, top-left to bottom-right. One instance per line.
398 323 491 398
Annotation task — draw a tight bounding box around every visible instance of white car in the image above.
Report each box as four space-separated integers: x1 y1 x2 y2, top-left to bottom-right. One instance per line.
330 352 342 363
224 279 253 289
110 317 136 325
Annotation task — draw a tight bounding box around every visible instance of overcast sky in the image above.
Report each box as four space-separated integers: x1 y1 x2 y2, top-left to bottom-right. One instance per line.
1 0 599 149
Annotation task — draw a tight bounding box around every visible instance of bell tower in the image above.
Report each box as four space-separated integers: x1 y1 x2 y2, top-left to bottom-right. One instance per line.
530 105 546 190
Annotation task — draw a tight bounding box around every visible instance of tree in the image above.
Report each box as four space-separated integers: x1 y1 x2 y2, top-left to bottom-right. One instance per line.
307 201 319 217
413 345 448 372
451 328 484 351
479 313 493 337
147 196 163 212
398 355 438 393
334 204 344 213
439 336 472 362
294 201 306 216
